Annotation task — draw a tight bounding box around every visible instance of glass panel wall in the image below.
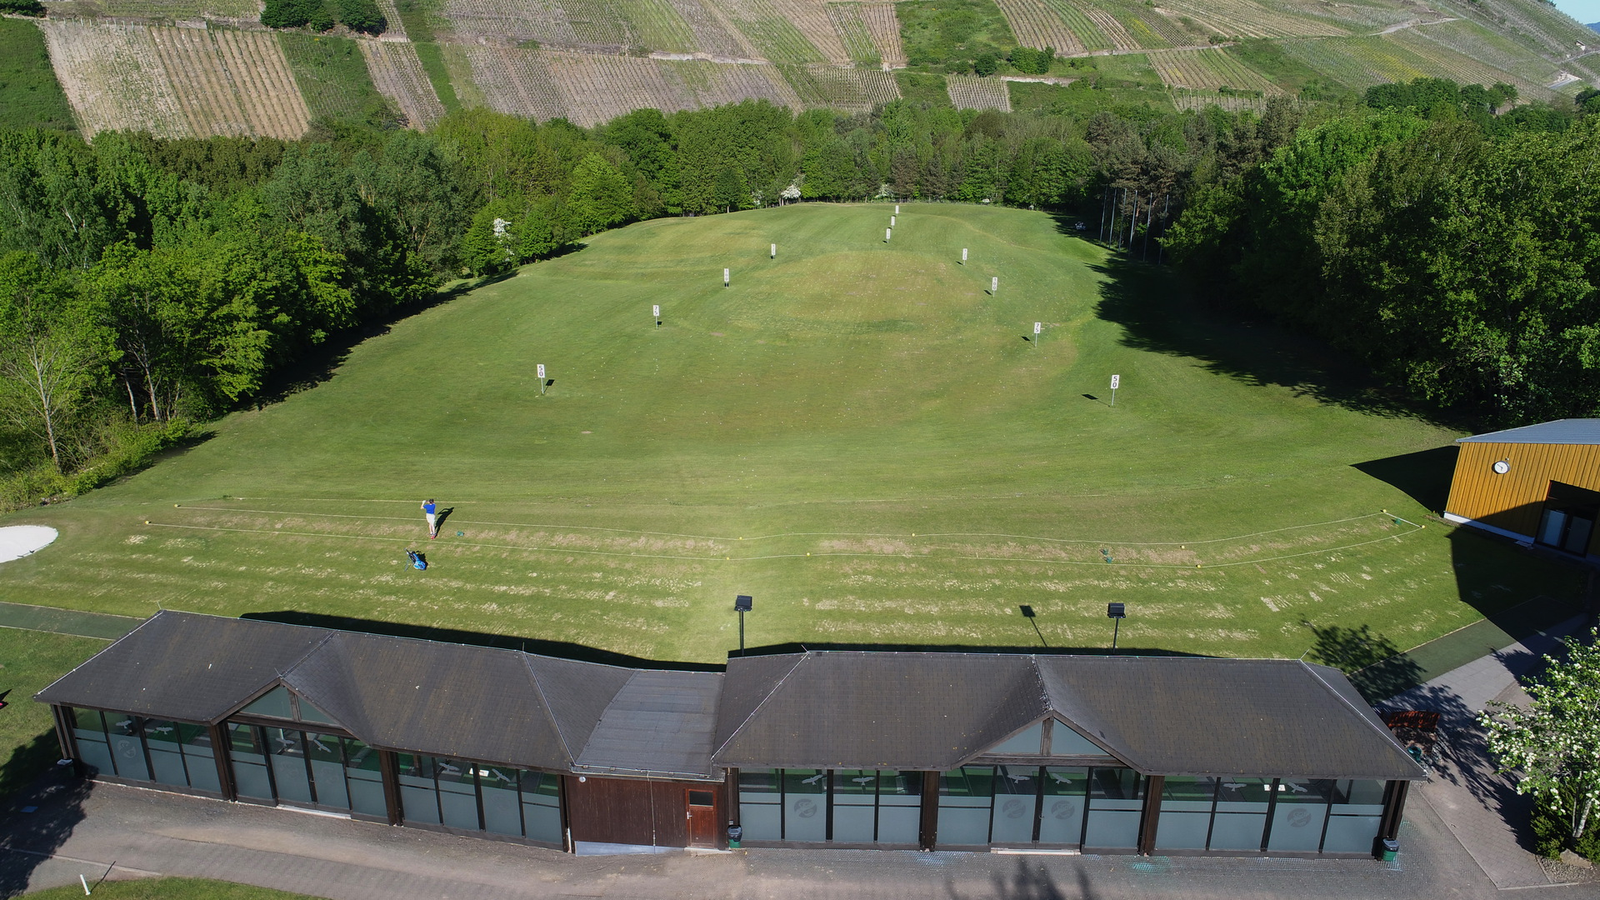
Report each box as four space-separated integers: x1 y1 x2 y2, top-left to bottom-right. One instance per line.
738 769 782 841
229 723 274 800
1155 777 1216 851
1322 779 1385 853
69 708 115 774
1083 767 1143 849
780 769 827 842
69 710 219 793
311 733 352 810
343 737 385 817
991 766 1039 844
832 770 876 843
397 754 563 843
737 768 923 844
265 727 313 804
990 722 1045 755
1209 778 1271 851
1268 779 1333 852
877 771 922 844
1038 767 1088 845
521 771 562 844
937 767 994 846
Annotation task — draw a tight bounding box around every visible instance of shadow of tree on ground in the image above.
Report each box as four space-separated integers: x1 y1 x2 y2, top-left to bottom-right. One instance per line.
0 732 91 899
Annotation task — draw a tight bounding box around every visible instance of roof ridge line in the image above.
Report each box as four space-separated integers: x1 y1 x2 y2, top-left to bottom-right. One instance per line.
709 653 808 761
1298 659 1426 775
522 653 579 767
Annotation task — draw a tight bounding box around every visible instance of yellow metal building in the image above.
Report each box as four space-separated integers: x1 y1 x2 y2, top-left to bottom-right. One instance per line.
1444 419 1600 560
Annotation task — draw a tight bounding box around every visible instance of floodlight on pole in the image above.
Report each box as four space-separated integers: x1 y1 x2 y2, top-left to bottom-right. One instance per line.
735 595 753 655
1107 602 1126 651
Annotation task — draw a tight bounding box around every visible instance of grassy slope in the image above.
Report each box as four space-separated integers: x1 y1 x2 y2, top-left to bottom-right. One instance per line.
0 204 1576 665
0 19 77 134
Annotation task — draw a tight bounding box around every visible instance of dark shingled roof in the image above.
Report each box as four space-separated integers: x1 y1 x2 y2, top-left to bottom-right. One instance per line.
575 670 723 778
36 611 720 778
40 613 1423 783
714 652 1423 781
34 612 329 723
1458 419 1600 445
713 652 1051 770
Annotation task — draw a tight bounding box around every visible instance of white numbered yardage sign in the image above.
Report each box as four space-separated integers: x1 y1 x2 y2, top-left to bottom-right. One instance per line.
652 305 660 317
1034 322 1042 335
1110 374 1120 390
537 364 546 379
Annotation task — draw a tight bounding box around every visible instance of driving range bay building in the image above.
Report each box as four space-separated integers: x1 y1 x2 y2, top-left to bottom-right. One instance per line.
37 611 1424 858
1444 419 1600 561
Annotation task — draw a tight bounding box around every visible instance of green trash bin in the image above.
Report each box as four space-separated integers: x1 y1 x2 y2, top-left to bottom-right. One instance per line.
1378 838 1399 861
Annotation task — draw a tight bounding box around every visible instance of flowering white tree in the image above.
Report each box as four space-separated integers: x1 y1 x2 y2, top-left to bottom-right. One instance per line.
1480 629 1600 847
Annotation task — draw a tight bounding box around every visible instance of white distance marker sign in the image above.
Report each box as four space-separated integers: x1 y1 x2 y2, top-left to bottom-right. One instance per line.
652 305 660 317
537 364 546 379
1111 374 1120 389
1034 322 1042 335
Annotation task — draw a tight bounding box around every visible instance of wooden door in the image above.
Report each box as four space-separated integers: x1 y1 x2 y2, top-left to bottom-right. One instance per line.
686 787 718 847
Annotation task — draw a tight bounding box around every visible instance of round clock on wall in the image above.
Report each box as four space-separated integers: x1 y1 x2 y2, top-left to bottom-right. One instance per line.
1492 460 1510 474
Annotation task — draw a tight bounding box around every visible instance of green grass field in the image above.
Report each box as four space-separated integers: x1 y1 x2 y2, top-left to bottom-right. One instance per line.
0 204 1577 667
0 628 111 800
279 33 392 126
0 20 77 134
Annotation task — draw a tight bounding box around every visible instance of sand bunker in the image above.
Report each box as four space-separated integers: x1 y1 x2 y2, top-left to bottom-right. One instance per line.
0 525 58 563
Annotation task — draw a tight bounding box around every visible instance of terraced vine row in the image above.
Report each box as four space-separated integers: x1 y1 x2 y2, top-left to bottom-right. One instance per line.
1070 2 1137 51
40 20 308 139
720 0 834 63
1149 46 1279 92
442 0 578 46
91 0 259 22
779 63 898 108
826 3 880 64
663 0 756 58
1158 0 1345 39
1170 89 1274 111
1406 19 1560 86
992 0 1083 53
860 3 905 67
360 40 446 127
619 0 699 51
1384 29 1550 97
945 73 1010 110
557 0 635 46
1038 0 1109 51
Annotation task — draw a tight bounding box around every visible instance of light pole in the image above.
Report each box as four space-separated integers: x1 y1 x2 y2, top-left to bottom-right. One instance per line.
735 595 753 655
1107 602 1126 651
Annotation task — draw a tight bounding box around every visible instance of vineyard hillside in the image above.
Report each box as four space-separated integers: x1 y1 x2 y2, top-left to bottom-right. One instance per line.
6 0 1597 142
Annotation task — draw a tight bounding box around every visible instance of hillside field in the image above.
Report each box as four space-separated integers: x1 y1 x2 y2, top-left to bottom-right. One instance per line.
0 204 1578 665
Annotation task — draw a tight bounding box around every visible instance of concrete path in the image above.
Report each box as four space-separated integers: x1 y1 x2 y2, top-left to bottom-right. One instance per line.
1384 614 1590 891
0 602 140 641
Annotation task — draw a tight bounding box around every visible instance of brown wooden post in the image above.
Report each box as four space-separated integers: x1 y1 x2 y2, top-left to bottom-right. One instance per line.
50 705 75 764
378 750 403 825
918 771 940 851
208 723 236 800
725 767 740 849
1378 780 1409 843
1138 775 1164 855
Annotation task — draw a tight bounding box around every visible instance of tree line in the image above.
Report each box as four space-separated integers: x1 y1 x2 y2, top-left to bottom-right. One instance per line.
1166 78 1600 425
0 79 1590 505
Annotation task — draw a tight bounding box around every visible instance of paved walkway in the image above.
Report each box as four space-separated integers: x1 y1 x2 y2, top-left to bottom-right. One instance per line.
0 601 140 641
0 772 1573 900
1384 614 1590 891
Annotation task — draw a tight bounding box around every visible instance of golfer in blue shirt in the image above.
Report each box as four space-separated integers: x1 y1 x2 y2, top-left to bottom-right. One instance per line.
422 499 437 539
